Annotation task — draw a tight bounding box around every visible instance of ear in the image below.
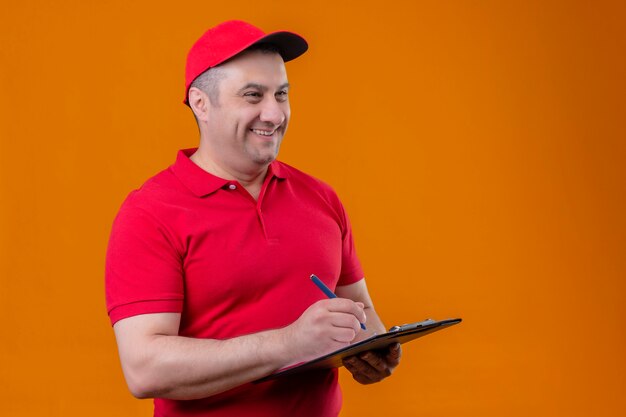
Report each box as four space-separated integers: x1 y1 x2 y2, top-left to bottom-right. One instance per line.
188 87 210 122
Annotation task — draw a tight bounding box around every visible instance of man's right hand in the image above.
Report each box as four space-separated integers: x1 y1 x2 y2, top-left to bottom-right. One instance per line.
282 298 367 364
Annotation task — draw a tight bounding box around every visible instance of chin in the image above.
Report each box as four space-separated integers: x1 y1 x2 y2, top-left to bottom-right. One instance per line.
249 146 280 166
252 155 277 165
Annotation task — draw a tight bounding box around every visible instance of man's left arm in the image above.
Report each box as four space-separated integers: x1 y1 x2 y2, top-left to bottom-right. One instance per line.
335 279 402 384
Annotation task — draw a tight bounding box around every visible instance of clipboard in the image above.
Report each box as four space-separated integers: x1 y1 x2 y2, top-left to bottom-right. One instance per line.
256 317 461 382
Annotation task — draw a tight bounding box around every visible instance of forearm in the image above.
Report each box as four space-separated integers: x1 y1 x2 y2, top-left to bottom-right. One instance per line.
336 279 387 335
363 305 387 334
115 319 292 400
139 331 289 399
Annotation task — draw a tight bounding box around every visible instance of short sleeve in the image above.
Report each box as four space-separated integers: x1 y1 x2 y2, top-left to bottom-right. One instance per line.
332 193 364 286
105 193 184 325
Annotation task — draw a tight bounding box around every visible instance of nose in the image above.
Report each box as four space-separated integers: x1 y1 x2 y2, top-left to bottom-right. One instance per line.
259 98 287 126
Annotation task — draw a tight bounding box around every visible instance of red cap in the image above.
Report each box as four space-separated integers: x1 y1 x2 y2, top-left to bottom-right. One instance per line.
184 20 308 104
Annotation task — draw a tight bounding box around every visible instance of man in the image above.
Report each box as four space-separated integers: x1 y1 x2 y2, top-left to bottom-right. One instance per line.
106 20 400 417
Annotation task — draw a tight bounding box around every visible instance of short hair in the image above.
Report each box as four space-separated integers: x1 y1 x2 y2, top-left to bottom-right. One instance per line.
190 66 225 106
189 43 282 108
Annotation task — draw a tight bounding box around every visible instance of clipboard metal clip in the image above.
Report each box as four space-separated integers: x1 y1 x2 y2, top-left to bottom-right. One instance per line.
388 318 436 332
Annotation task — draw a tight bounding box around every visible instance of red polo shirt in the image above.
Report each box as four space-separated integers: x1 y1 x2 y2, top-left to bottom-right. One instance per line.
105 148 364 417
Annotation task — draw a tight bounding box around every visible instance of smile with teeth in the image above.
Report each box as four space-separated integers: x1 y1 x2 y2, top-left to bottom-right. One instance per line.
250 128 277 137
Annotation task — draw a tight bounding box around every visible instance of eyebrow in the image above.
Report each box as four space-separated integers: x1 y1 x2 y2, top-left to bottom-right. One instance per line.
237 82 290 94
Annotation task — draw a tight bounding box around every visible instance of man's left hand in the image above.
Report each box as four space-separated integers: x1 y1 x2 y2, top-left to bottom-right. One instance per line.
342 343 402 384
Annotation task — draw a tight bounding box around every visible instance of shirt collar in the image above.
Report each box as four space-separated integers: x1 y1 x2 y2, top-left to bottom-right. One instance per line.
268 159 289 180
170 148 289 197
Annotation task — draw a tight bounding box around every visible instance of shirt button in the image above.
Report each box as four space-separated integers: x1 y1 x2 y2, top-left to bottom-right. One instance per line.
228 184 237 190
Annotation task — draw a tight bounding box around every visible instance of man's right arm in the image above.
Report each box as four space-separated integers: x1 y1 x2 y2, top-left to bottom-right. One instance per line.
113 298 366 400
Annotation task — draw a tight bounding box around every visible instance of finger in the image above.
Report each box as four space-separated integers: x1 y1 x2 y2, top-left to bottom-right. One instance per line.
354 303 366 324
385 343 402 366
345 355 390 382
343 358 376 385
351 358 387 383
359 351 390 373
331 327 357 343
326 299 366 324
329 311 361 331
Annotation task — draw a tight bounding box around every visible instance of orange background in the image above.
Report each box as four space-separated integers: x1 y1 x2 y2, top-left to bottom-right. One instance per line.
1 1 625 416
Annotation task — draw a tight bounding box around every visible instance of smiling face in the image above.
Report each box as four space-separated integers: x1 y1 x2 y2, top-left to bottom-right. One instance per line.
191 49 291 176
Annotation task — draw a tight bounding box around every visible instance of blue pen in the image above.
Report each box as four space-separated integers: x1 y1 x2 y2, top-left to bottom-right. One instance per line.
310 274 367 330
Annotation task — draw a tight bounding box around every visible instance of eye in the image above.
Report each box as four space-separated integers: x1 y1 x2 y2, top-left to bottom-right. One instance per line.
243 91 263 103
275 90 289 101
